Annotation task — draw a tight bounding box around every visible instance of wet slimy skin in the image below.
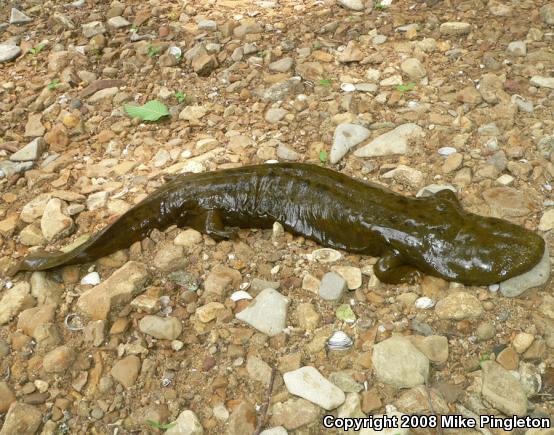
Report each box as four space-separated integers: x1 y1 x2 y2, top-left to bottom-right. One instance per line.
14 163 545 285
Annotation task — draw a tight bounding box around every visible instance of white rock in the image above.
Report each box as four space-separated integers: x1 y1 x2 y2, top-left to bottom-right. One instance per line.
235 288 289 336
337 0 364 11
283 366 346 410
165 410 204 435
86 191 109 211
107 16 131 29
10 8 32 24
80 272 100 286
530 76 554 89
330 123 371 164
354 123 424 157
415 297 435 309
539 209 554 231
400 58 426 79
10 138 45 162
437 146 457 156
0 44 22 63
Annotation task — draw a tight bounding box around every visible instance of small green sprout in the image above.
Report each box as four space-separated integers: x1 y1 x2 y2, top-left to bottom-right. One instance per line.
479 352 491 368
146 420 177 430
47 79 61 90
175 91 186 104
28 43 46 56
147 45 162 58
397 82 416 93
375 2 387 9
318 79 332 86
319 150 328 164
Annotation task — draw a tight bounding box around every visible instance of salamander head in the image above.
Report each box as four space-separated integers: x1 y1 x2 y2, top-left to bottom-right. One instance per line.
431 214 545 285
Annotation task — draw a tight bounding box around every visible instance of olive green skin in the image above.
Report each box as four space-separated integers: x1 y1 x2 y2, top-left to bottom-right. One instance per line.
15 163 545 285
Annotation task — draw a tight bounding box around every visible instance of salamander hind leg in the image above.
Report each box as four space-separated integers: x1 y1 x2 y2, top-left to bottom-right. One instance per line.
374 250 422 284
204 209 238 241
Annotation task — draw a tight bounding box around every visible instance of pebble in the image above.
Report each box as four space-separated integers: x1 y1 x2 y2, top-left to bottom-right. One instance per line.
481 361 528 416
0 382 15 413
496 346 519 370
311 248 342 263
476 322 495 341
77 261 149 320
382 165 424 188
107 16 131 29
507 41 526 56
269 57 293 73
139 315 182 340
111 355 141 388
400 58 426 79
86 191 109 211
332 266 362 290
165 410 204 435
25 114 45 137
196 302 225 323
9 8 32 24
415 296 434 309
372 336 429 388
265 108 288 124
40 198 74 241
330 123 371 164
82 21 106 38
0 44 21 63
435 292 483 320
329 371 363 393
43 345 76 373
235 288 289 336
295 303 320 331
9 137 45 162
337 0 364 11
439 22 471 35
80 271 101 285
261 427 288 435
283 366 345 410
513 332 535 354
227 401 257 435
530 76 554 89
539 210 554 231
354 123 424 158
499 246 550 297
174 228 203 247
0 282 34 325
318 272 347 301
482 186 534 218
0 402 42 435
246 355 273 385
541 4 554 25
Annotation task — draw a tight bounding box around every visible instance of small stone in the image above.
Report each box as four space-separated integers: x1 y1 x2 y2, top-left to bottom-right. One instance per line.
269 58 294 73
337 0 365 11
530 76 554 89
361 390 382 413
329 371 363 393
246 355 272 385
174 229 203 247
513 332 534 354
196 302 225 323
295 303 320 331
77 262 149 320
236 288 289 336
43 345 75 373
0 44 21 63
0 215 17 237
457 85 482 105
192 54 218 76
40 198 74 242
31 271 62 305
0 382 16 413
165 410 204 435
507 41 526 57
260 427 288 435
82 21 106 38
318 272 347 301
481 361 527 416
262 77 304 102
499 246 550 297
24 114 45 137
496 347 519 370
10 138 45 162
283 366 345 410
330 123 371 164
17 304 55 336
265 108 288 124
276 143 300 161
270 398 319 430
111 355 141 388
395 385 449 414
354 123 424 158
139 315 182 340
331 266 362 290
372 336 429 388
539 209 554 231
476 322 495 341
541 4 554 25
435 292 483 320
86 191 109 211
411 335 449 364
44 124 69 151
0 283 35 325
198 19 217 31
439 22 471 36
0 402 42 435
227 401 257 435
382 165 424 188
153 243 186 272
204 265 241 295
400 58 426 79
179 105 209 122
88 87 119 103
107 16 130 29
10 8 33 24
338 41 363 63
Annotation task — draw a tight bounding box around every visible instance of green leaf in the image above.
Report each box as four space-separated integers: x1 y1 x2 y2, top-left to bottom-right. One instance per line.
319 150 328 164
175 91 186 104
397 82 416 92
146 420 177 430
318 79 332 86
124 100 170 122
336 304 356 323
47 79 61 90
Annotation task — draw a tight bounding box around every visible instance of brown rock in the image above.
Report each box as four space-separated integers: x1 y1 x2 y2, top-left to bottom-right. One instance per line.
227 401 256 435
0 402 42 435
482 187 535 218
111 355 141 388
79 79 126 98
17 304 56 336
204 265 241 295
496 346 519 370
192 54 218 76
44 124 69 152
361 389 382 413
24 113 45 137
0 382 16 413
43 345 75 373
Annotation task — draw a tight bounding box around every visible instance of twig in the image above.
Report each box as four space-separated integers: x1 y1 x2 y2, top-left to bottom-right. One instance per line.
253 366 277 435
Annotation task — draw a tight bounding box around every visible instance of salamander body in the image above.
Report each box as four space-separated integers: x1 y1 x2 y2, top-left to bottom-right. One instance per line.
15 163 545 285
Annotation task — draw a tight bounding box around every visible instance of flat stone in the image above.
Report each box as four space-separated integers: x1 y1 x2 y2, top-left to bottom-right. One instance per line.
262 77 304 102
43 345 75 373
88 87 119 103
204 265 241 295
541 4 554 25
481 361 527 416
0 402 42 435
0 282 35 325
82 21 106 38
482 187 535 218
86 191 109 211
246 355 273 385
507 41 526 56
269 57 294 73
270 398 319 430
354 123 424 157
435 292 483 319
382 165 424 188
40 198 74 242
77 261 149 320
198 19 217 31
328 371 363 393
17 304 56 336
10 8 32 24
0 44 21 63
265 108 288 124
165 410 204 435
24 113 45 137
330 123 371 164
372 336 429 388
539 210 554 231
400 57 426 79
10 138 45 162
283 366 345 410
174 229 203 247
530 76 554 89
410 335 449 364
276 143 300 161
513 332 535 354
395 385 449 414
0 215 17 237
111 355 141 388
331 266 362 290
179 105 209 121
196 302 225 323
139 315 182 340
226 401 257 435
30 271 63 305
0 382 15 413
318 272 347 301
500 246 550 297
337 0 364 11
439 22 471 35
236 288 289 336
260 427 288 435
107 16 130 29
153 243 186 272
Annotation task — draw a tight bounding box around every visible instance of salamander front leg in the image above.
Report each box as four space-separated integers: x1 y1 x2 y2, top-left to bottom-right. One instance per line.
205 209 238 241
374 250 422 284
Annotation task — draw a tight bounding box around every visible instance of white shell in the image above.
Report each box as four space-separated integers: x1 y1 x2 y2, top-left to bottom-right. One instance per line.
415 296 435 309
488 284 499 293
340 83 356 92
80 272 100 286
312 248 342 263
168 46 182 58
437 146 457 156
230 290 253 302
327 331 353 351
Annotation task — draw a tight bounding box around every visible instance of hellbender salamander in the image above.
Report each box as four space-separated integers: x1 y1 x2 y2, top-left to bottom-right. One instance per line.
14 163 545 285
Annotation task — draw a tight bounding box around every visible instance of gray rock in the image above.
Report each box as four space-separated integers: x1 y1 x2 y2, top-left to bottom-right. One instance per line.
329 371 363 393
107 16 131 29
0 160 33 177
9 8 32 25
165 410 204 435
40 198 74 242
507 41 526 56
511 95 534 113
481 361 528 416
435 292 483 320
382 165 424 188
400 58 427 79
318 272 347 301
269 57 294 73
330 124 371 164
262 77 304 102
283 366 345 410
82 21 106 38
236 288 289 336
337 0 365 11
265 108 288 124
439 22 471 35
530 76 554 89
0 44 21 63
9 138 45 162
500 246 551 297
354 123 424 158
372 336 429 388
416 184 457 198
276 143 300 161
139 315 182 340
541 4 554 25
198 19 217 31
